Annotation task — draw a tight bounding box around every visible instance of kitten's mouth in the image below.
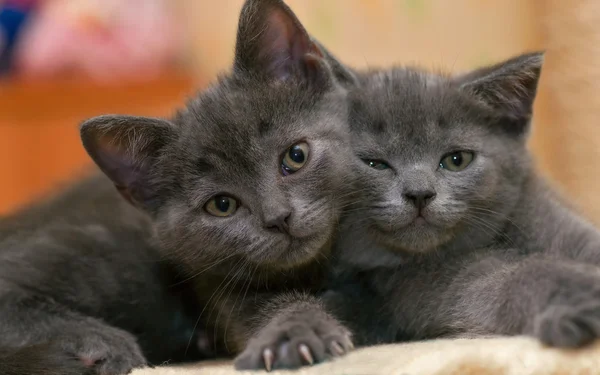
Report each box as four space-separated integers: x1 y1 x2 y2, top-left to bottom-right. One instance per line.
371 213 438 235
263 230 332 269
413 215 428 225
406 213 436 228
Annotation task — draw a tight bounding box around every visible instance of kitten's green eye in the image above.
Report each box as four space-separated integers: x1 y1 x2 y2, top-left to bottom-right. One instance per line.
205 195 238 217
282 142 310 176
363 159 390 170
439 151 475 172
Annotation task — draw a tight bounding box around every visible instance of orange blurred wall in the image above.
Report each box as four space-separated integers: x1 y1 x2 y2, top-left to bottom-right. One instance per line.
175 0 539 77
0 73 197 214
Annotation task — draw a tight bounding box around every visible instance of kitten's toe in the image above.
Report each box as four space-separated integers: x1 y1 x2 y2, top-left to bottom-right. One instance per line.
235 311 354 370
234 323 337 370
94 348 147 375
234 346 274 371
534 304 598 348
58 324 147 375
275 329 327 368
322 328 354 357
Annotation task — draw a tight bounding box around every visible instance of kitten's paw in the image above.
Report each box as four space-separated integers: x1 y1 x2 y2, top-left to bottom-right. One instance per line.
57 323 147 375
234 312 353 371
534 300 600 348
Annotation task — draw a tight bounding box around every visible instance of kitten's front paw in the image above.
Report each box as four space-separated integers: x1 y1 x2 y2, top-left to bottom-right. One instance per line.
534 300 600 348
57 323 147 375
234 312 353 371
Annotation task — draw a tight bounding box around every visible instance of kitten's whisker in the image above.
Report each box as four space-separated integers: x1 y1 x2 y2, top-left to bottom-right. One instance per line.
209 257 249 352
171 252 237 287
334 187 372 199
463 215 504 237
237 262 260 318
338 207 369 215
463 215 516 248
468 206 527 238
220 259 250 353
185 256 244 356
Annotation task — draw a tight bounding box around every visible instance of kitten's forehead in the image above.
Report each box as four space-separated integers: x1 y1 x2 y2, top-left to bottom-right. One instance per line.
172 77 343 177
350 68 483 155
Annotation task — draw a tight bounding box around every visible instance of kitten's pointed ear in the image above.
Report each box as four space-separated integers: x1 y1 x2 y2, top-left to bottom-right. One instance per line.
80 115 175 210
234 0 329 85
455 52 544 131
312 39 359 87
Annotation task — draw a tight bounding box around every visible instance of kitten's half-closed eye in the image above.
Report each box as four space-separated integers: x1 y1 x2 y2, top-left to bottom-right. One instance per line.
282 142 310 176
205 195 238 217
362 159 390 170
439 151 474 172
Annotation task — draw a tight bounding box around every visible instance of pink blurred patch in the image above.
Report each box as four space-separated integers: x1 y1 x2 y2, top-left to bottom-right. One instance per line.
14 0 184 83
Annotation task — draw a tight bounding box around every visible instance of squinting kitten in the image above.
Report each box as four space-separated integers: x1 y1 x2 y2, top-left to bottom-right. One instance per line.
0 0 356 373
325 52 600 348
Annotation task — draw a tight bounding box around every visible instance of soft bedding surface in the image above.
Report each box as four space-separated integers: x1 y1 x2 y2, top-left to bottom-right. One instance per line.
131 336 600 375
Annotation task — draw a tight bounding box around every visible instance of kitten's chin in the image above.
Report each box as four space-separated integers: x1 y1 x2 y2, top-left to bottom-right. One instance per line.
369 222 454 255
259 233 332 270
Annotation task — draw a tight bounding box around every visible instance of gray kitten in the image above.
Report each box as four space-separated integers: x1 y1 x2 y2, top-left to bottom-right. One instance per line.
325 52 600 348
0 0 356 373
83 0 356 372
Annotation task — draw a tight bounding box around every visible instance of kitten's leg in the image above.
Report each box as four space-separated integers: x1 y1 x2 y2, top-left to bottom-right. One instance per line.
0 287 146 375
233 292 353 371
441 253 600 348
0 343 91 375
321 284 397 347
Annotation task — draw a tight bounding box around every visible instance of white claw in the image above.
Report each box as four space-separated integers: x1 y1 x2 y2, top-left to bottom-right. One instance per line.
298 344 314 365
263 348 274 372
330 341 345 356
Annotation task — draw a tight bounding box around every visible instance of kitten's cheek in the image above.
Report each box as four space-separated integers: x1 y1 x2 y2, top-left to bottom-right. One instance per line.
372 207 417 230
424 207 463 229
288 213 320 236
286 205 330 239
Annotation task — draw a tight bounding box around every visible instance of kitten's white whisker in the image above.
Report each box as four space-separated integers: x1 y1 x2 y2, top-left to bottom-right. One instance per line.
171 252 237 287
468 206 527 238
220 259 250 353
185 256 245 356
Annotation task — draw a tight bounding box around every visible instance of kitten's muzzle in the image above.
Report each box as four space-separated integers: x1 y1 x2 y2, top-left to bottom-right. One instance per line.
264 208 292 234
404 189 437 211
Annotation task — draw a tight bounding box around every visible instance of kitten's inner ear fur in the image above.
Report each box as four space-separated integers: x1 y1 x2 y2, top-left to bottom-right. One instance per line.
234 0 328 85
455 52 544 132
80 115 175 209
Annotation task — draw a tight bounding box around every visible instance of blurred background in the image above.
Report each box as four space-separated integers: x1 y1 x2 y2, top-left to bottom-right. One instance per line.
0 0 598 224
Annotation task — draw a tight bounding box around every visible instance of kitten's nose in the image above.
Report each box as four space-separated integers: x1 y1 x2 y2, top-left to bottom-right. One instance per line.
264 209 291 234
404 189 436 210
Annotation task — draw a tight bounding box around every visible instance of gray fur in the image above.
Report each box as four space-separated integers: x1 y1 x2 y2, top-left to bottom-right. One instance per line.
0 0 356 373
0 173 207 374
327 52 600 348
0 173 213 374
82 0 357 371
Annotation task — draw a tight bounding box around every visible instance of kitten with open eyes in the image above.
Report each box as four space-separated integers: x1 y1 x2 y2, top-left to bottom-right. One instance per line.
83 0 359 372
324 52 600 348
0 0 358 373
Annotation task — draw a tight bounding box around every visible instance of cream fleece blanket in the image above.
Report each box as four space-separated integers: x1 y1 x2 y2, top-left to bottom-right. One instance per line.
131 337 600 375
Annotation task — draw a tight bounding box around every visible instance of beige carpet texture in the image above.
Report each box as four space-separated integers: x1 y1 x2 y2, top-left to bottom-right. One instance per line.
131 337 600 375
